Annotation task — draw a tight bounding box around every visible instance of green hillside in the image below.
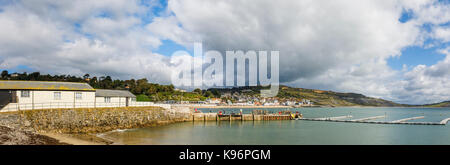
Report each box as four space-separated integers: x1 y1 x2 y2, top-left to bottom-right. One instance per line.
208 85 404 107
420 101 450 107
277 86 403 107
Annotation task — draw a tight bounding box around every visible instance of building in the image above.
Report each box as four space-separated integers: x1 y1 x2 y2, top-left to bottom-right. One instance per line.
0 80 96 110
206 98 221 104
0 80 139 111
174 88 187 92
95 89 136 107
10 73 19 77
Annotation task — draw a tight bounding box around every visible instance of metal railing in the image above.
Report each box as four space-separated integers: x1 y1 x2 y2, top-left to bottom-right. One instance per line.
0 101 168 112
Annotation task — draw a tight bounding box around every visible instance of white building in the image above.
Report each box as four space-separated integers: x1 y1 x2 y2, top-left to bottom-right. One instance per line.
0 80 140 111
0 80 96 111
94 89 136 107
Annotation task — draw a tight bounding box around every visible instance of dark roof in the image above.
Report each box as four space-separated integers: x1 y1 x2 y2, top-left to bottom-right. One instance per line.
95 89 136 98
0 80 95 91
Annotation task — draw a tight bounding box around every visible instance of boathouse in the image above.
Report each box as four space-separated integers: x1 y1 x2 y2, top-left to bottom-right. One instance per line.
0 80 96 111
0 80 137 111
94 89 136 107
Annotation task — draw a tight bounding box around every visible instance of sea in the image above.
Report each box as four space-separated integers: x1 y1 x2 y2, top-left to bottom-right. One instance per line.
99 107 450 145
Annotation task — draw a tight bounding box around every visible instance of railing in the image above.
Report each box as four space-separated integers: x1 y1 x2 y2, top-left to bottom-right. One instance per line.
0 101 171 112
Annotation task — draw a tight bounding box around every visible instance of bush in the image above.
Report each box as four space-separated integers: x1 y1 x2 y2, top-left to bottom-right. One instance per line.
136 94 151 101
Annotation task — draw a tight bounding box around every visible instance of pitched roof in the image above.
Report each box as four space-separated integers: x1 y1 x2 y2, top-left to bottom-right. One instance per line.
0 80 95 91
95 89 136 98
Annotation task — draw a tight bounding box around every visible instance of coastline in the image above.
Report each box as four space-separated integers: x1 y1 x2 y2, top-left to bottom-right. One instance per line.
0 106 192 145
194 105 299 108
2 105 448 145
40 133 113 145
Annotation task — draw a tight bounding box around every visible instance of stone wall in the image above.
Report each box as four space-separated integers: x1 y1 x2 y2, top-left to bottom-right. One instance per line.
0 106 192 134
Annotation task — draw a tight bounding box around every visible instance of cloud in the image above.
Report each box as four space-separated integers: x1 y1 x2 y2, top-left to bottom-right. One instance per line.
0 0 175 84
154 0 449 104
393 48 450 104
0 0 449 104
159 0 422 82
151 0 450 104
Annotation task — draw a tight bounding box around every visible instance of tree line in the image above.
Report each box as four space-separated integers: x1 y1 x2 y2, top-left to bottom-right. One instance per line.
0 70 217 101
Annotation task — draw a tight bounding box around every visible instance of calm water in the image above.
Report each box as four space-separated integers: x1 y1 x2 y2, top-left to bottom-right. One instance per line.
100 107 450 145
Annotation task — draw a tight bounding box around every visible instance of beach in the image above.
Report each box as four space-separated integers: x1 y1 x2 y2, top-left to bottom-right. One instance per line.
0 106 192 145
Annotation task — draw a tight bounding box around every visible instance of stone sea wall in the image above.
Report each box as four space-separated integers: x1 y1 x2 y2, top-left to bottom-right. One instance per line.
0 106 192 134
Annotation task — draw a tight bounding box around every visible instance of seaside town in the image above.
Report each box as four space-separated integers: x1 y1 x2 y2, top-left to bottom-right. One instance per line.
0 71 314 112
165 90 313 107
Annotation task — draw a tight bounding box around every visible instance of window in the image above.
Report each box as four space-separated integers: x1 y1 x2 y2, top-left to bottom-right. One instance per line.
104 97 111 103
21 91 30 98
54 92 61 100
131 98 136 102
75 92 82 100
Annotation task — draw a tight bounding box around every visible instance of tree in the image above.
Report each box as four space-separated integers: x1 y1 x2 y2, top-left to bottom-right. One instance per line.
147 85 158 95
204 91 214 97
193 88 202 94
1 70 8 79
83 74 90 80
29 72 40 80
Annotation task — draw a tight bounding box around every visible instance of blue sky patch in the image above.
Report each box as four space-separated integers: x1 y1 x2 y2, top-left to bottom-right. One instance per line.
153 40 193 56
388 43 448 70
399 9 414 23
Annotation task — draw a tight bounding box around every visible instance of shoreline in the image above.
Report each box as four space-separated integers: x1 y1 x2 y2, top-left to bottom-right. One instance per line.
2 106 448 145
191 105 450 109
0 106 192 145
40 133 113 145
193 105 300 108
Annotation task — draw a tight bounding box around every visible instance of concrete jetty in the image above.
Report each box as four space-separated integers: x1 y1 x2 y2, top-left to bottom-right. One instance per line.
301 115 353 121
191 112 450 126
350 115 386 122
391 116 425 123
440 118 450 125
299 115 448 125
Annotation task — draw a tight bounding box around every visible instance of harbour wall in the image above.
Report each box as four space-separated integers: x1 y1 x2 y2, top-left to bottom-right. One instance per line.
0 106 192 134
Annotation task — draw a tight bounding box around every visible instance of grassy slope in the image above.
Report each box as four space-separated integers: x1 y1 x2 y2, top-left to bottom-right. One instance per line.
277 86 403 107
211 85 404 107
419 101 450 107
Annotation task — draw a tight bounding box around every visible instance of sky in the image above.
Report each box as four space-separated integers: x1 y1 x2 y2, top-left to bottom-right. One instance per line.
0 0 449 104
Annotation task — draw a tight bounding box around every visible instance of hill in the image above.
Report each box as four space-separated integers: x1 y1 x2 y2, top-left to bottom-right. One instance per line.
208 85 404 107
2 70 446 107
420 101 450 107
277 86 403 107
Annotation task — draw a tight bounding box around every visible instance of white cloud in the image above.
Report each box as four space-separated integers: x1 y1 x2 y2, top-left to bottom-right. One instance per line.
0 0 449 104
151 0 450 104
0 0 174 84
394 48 450 104
432 27 450 42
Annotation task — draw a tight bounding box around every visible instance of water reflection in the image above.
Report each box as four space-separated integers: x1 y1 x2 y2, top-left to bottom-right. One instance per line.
101 107 450 145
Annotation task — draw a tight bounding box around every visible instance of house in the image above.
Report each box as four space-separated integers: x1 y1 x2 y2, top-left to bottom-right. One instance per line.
0 80 138 111
10 73 19 77
206 98 221 104
174 88 187 92
95 89 136 107
0 80 96 111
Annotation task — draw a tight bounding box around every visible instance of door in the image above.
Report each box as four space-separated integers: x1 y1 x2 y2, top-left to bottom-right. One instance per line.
0 90 14 109
126 97 129 107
